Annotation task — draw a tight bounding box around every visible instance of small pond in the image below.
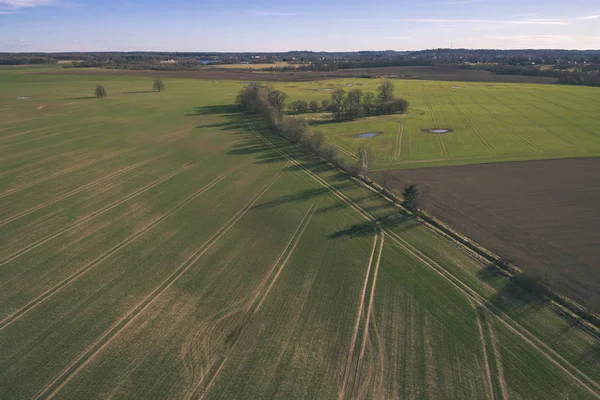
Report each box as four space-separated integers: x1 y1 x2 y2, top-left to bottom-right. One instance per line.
356 132 381 138
421 128 453 134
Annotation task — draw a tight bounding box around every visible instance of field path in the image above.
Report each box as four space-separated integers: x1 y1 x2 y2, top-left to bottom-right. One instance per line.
475 305 496 400
352 231 385 397
0 164 243 331
36 165 289 400
0 165 184 268
339 232 378 400
249 123 600 399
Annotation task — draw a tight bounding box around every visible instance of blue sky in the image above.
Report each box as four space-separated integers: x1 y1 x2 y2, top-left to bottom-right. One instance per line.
1 0 599 52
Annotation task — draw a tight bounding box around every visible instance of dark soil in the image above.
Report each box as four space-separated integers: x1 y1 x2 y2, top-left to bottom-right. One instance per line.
371 157 600 312
38 66 559 84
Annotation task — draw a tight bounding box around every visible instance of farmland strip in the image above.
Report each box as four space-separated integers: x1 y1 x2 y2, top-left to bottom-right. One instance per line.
481 90 581 148
192 199 320 400
0 163 182 268
0 151 78 179
0 163 243 331
0 148 133 199
0 156 161 229
36 164 288 400
383 231 600 398
249 123 600 398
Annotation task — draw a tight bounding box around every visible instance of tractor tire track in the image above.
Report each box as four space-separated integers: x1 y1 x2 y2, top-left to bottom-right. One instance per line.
466 92 541 153
36 165 288 400
0 163 183 268
395 122 403 158
474 305 496 400
0 164 243 331
351 231 385 399
448 96 495 154
0 148 133 199
0 156 161 229
191 200 320 400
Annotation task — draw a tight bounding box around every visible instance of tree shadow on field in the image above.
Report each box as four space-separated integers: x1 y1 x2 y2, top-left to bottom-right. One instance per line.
253 186 329 210
65 96 96 100
484 272 544 317
329 214 415 239
120 90 155 94
187 104 239 116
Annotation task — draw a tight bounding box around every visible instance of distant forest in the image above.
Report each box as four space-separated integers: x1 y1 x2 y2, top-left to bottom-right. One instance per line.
2 49 600 86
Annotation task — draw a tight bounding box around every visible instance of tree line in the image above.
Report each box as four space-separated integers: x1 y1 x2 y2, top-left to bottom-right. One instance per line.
237 83 361 177
263 80 409 123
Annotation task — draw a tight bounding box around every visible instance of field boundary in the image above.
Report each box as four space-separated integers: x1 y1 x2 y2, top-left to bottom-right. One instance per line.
248 122 600 398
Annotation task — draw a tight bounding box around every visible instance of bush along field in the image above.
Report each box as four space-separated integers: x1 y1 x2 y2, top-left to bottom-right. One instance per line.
0 69 599 399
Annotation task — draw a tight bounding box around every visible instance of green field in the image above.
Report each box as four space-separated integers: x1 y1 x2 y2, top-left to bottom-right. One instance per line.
261 79 600 170
0 70 599 399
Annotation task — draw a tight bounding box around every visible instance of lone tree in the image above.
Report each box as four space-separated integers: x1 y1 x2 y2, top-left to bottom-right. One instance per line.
377 80 394 102
153 78 165 92
309 100 319 113
94 85 107 98
402 184 428 216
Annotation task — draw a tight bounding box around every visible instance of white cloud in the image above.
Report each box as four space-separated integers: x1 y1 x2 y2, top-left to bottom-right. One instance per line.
577 15 600 20
0 0 59 7
251 10 296 17
439 0 487 4
339 17 570 26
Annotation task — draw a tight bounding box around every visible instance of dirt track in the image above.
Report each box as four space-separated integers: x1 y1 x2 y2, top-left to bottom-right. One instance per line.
372 157 600 313
38 66 558 84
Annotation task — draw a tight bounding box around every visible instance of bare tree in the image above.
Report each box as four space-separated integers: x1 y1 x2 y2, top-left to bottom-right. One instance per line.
289 100 309 114
402 184 428 215
309 100 319 113
153 78 165 92
362 91 376 116
268 90 288 112
344 88 364 120
377 80 394 102
94 85 107 98
331 88 346 121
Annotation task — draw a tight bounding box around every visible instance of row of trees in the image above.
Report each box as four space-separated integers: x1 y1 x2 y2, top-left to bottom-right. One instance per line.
259 80 409 123
236 83 360 176
331 81 409 121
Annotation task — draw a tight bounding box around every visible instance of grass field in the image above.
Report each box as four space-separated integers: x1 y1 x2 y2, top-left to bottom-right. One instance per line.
261 79 600 170
1 69 599 399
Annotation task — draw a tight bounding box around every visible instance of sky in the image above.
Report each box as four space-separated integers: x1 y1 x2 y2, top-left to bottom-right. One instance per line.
0 0 599 52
